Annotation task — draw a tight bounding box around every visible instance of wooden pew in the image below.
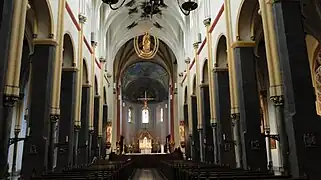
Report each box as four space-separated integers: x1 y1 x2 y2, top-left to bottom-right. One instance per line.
160 160 305 180
31 160 135 180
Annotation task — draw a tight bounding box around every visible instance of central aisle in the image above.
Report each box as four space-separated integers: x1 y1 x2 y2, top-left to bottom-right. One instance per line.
131 169 165 180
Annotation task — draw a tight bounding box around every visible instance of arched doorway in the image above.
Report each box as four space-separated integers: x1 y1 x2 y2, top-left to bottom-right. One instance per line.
191 75 199 161
200 60 214 163
214 35 235 167
56 34 77 171
79 59 90 165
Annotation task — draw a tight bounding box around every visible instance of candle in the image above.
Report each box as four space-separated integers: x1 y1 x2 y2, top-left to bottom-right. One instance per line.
174 83 177 89
27 127 30 136
66 136 69 142
113 83 116 88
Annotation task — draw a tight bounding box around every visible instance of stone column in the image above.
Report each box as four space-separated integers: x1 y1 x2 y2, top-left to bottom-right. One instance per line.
79 86 90 165
191 95 200 161
0 0 26 178
102 104 108 157
56 70 77 170
234 44 267 171
213 68 236 167
200 84 214 163
93 95 100 157
22 41 57 178
272 1 321 178
183 104 191 159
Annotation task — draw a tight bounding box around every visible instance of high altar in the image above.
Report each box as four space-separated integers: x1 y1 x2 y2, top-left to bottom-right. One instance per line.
138 131 153 154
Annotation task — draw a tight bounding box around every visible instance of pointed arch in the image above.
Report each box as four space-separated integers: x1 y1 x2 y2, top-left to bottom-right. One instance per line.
103 86 107 104
29 0 54 38
216 35 228 68
184 86 188 104
62 33 75 68
202 59 209 83
192 75 197 95
94 76 98 95
82 59 89 84
235 0 259 41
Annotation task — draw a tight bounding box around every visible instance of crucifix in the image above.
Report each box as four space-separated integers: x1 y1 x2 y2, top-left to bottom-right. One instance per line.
137 91 155 108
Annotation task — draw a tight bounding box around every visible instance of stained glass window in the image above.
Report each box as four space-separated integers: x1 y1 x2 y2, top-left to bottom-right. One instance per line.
128 108 132 123
160 108 164 122
142 109 149 124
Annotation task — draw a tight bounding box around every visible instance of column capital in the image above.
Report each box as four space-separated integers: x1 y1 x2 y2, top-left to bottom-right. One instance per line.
193 42 199 49
50 114 60 123
270 95 284 106
78 14 87 24
203 17 211 27
99 57 106 63
3 95 19 107
185 57 191 64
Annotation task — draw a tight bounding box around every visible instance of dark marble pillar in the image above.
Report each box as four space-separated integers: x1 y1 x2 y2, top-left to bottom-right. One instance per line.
22 44 56 178
102 104 108 158
214 69 236 167
56 71 77 170
79 86 90 165
272 1 321 178
0 0 14 178
191 95 200 161
234 47 267 171
183 104 191 159
200 85 214 163
92 95 100 158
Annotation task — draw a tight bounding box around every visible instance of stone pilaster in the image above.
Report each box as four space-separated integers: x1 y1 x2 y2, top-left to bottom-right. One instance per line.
272 1 321 178
213 68 236 167
234 46 267 171
22 43 56 178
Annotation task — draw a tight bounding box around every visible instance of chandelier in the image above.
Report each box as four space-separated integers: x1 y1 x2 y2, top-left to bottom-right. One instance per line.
102 0 198 15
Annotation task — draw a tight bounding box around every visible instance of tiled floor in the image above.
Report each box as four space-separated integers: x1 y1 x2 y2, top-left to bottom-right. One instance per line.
131 169 165 180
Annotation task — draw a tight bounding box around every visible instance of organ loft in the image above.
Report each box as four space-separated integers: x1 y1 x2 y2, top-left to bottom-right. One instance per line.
0 0 321 179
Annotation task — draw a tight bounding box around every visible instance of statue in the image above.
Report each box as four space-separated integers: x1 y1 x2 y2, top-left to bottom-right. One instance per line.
134 32 159 59
142 32 151 53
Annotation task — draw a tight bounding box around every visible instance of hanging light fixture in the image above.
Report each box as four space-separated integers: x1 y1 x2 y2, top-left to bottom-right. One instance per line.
102 0 198 15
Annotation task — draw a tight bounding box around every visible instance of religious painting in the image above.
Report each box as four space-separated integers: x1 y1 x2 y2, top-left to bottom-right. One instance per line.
106 122 112 143
134 32 159 59
315 65 321 115
270 139 277 149
179 121 185 142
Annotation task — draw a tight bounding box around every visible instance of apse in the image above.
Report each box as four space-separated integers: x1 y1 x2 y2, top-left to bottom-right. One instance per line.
121 61 169 103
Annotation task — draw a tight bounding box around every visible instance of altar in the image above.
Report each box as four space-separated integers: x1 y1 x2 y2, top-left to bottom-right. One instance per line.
139 137 152 154
138 131 154 154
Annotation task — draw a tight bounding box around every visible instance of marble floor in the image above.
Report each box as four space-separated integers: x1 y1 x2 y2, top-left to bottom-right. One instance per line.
131 169 165 180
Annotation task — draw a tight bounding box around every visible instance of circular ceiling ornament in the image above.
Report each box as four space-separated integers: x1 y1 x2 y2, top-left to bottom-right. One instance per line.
134 32 159 59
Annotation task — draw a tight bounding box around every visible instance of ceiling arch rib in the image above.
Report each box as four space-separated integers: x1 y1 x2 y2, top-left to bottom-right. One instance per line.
102 0 186 34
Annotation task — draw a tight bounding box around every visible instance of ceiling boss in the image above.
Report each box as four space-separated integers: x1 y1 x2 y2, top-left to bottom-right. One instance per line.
134 32 159 59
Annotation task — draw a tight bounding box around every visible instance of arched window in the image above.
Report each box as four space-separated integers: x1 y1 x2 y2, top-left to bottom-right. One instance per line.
142 108 149 124
160 108 164 122
128 108 132 123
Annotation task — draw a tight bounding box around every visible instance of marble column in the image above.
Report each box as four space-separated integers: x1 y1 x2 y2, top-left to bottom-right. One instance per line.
93 95 100 157
56 70 77 170
200 84 214 163
0 1 18 177
234 46 267 171
191 95 200 161
272 1 321 178
183 104 191 159
22 43 56 178
213 68 236 167
79 86 90 164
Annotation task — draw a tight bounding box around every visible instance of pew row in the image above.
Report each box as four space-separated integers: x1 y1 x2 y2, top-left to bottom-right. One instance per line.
159 160 305 180
31 160 135 180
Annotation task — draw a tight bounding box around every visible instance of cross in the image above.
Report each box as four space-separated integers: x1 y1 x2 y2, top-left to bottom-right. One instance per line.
137 91 155 107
